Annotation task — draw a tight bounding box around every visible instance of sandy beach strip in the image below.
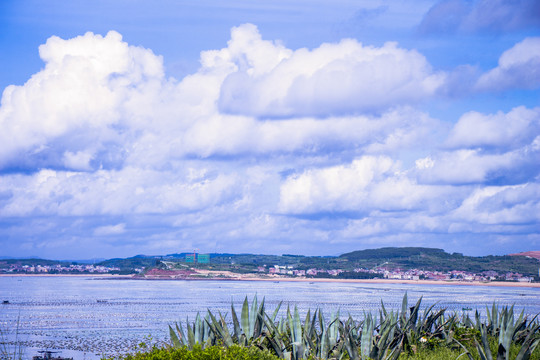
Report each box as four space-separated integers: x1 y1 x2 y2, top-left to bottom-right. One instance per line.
1 273 539 288
0 273 133 278
236 277 540 288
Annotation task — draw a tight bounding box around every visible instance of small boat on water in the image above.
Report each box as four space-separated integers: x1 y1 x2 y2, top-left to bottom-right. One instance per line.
97 299 108 303
2 300 9 304
462 307 473 311
32 350 73 360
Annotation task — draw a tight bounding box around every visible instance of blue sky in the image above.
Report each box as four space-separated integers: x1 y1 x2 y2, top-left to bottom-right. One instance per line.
0 0 539 260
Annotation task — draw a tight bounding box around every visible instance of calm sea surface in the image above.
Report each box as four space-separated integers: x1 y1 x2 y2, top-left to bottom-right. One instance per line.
1 276 539 359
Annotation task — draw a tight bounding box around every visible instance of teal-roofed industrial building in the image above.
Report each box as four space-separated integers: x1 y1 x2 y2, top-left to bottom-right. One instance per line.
185 253 209 263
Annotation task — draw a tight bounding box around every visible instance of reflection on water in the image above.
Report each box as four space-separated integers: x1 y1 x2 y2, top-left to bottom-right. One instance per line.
1 276 539 359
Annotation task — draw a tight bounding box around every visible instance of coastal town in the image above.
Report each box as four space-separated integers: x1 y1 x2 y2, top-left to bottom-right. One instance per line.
2 260 535 284
0 262 123 274
140 262 537 283
260 264 536 283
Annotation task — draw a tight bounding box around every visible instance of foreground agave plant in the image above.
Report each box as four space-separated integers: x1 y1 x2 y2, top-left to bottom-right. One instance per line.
168 294 540 360
474 305 540 360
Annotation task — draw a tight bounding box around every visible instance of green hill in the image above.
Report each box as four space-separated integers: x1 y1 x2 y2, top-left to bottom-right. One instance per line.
97 255 158 270
340 247 450 260
340 247 540 275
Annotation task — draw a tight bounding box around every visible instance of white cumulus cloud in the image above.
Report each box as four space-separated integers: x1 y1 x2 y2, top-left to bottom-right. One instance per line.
217 24 445 117
445 106 540 149
279 156 395 214
278 156 450 214
476 37 540 91
0 31 165 170
451 184 540 224
0 167 241 217
416 106 540 185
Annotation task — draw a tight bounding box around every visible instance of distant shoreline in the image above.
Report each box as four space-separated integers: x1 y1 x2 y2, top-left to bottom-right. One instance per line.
240 277 540 288
0 273 133 278
1 273 539 288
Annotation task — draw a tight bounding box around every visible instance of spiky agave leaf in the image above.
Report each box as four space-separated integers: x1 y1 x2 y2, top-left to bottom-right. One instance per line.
515 323 540 360
248 294 259 338
271 301 283 323
203 313 215 346
303 309 311 339
254 297 266 339
475 323 494 360
241 296 250 338
285 306 312 359
169 320 187 348
405 296 423 333
186 318 196 349
302 309 318 358
194 312 202 344
381 299 388 318
400 292 409 329
230 300 242 342
219 311 235 347
288 306 303 357
360 313 373 360
327 309 340 350
341 320 359 360
169 324 182 348
318 325 330 360
422 308 447 339
372 312 397 360
495 305 526 360
262 313 287 358
318 308 326 336
315 309 335 360
205 310 233 348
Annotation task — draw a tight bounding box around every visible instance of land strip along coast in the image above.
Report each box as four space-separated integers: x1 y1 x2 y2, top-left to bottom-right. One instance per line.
2 271 538 287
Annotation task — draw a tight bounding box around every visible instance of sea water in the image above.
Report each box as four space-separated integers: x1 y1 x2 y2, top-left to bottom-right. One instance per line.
1 276 539 359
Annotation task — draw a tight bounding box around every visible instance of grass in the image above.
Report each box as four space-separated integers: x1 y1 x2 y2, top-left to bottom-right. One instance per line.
397 346 467 360
397 339 540 360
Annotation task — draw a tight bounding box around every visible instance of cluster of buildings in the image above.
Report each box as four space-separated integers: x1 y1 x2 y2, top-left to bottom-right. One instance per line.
264 265 307 276
375 268 534 282
257 264 534 282
0 263 120 274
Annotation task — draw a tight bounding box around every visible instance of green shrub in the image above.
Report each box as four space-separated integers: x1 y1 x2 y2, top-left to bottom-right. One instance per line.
103 344 280 360
398 341 540 360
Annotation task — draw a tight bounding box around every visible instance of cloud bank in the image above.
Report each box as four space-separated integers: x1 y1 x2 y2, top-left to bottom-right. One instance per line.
0 25 539 258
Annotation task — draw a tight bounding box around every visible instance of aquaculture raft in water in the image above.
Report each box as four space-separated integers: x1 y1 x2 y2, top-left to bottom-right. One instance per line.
32 350 73 360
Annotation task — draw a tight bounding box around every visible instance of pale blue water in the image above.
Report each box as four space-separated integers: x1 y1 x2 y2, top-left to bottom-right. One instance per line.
1 276 539 359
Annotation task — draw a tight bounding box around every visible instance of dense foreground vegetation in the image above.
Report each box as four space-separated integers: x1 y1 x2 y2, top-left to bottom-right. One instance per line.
107 294 540 360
